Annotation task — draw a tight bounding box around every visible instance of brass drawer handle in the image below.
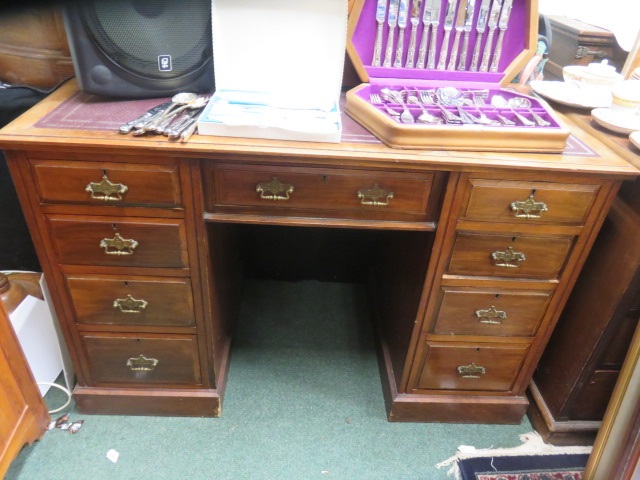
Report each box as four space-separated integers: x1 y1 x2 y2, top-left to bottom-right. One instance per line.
256 177 294 201
85 174 128 201
457 363 486 379
475 306 507 325
100 233 139 256
126 354 158 372
357 183 394 206
113 294 148 313
510 194 548 219
491 246 526 268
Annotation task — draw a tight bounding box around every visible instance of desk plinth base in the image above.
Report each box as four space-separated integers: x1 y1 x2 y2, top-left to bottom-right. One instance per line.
526 380 599 446
74 386 222 417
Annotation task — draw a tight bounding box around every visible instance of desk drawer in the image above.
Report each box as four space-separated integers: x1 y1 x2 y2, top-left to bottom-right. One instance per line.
66 274 195 328
47 215 189 268
30 159 183 207
447 232 573 279
82 333 201 386
416 342 529 392
461 178 599 225
432 287 552 337
209 164 438 220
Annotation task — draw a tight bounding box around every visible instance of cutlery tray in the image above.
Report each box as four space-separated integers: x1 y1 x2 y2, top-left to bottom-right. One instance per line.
344 0 571 152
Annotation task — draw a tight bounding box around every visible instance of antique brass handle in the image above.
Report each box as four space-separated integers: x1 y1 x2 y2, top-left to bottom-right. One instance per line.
457 363 486 379
475 306 507 325
113 294 148 313
126 354 158 372
256 177 294 201
99 233 138 256
85 174 128 201
491 246 526 268
510 194 548 219
357 183 394 206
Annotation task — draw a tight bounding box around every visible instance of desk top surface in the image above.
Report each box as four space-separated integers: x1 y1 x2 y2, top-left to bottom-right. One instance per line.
1 80 638 178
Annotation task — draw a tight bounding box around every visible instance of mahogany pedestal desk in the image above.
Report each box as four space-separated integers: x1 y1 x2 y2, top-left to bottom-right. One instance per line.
0 81 637 423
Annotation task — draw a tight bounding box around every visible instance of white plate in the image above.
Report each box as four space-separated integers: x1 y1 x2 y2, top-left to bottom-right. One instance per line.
591 108 640 135
630 131 640 149
530 81 611 109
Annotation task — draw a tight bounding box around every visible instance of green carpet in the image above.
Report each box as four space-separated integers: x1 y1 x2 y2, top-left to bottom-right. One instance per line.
7 280 533 479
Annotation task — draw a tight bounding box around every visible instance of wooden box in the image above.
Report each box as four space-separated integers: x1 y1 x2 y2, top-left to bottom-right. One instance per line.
344 0 570 152
544 15 627 81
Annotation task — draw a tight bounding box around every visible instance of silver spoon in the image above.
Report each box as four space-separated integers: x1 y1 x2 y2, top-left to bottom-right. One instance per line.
436 87 473 106
407 94 443 124
491 95 535 127
508 97 551 127
142 92 198 132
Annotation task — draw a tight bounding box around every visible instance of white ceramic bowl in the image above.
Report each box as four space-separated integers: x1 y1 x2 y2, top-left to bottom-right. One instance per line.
563 63 623 88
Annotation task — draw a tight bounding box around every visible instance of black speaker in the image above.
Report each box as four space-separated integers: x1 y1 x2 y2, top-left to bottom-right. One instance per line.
62 0 214 98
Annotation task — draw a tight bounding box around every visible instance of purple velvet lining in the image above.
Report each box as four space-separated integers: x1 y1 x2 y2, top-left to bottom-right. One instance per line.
352 0 529 81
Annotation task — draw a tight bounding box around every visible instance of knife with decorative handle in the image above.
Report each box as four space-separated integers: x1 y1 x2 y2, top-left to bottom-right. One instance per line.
479 0 502 72
426 0 441 69
394 0 410 67
437 0 458 70
415 0 433 68
383 0 400 67
372 0 388 66
456 0 475 70
447 0 470 70
405 0 423 68
469 0 491 71
489 0 512 72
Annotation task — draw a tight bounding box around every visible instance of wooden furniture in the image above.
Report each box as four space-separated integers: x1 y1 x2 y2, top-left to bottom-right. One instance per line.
528 109 640 444
544 16 627 81
0 6 73 88
0 80 637 423
0 275 49 477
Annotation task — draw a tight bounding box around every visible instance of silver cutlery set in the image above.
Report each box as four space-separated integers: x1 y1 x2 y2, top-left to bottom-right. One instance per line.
119 92 210 142
369 87 551 127
372 0 513 72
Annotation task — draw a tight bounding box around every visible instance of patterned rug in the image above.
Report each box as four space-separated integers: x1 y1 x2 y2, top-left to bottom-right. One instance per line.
458 453 589 480
436 432 592 480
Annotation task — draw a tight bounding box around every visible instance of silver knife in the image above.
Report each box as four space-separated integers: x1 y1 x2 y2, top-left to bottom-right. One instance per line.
490 0 512 72
372 0 388 67
405 0 423 68
394 0 410 67
479 0 502 72
469 0 491 71
383 0 400 67
456 0 476 70
437 0 458 70
426 0 441 69
415 0 433 68
447 0 470 70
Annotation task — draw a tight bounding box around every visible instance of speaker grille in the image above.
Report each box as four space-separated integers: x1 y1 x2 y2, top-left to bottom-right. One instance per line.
81 0 212 80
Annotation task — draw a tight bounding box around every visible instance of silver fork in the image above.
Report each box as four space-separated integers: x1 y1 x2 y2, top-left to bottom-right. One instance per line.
419 90 437 106
369 93 382 104
371 92 401 118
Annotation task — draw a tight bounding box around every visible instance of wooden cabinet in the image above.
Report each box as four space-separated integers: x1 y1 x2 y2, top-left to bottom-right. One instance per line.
0 281 49 477
0 81 637 422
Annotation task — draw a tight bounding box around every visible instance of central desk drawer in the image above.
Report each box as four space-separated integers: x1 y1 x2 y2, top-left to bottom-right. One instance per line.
46 215 189 268
416 342 530 392
81 333 201 386
66 274 196 328
447 232 573 279
209 164 438 219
